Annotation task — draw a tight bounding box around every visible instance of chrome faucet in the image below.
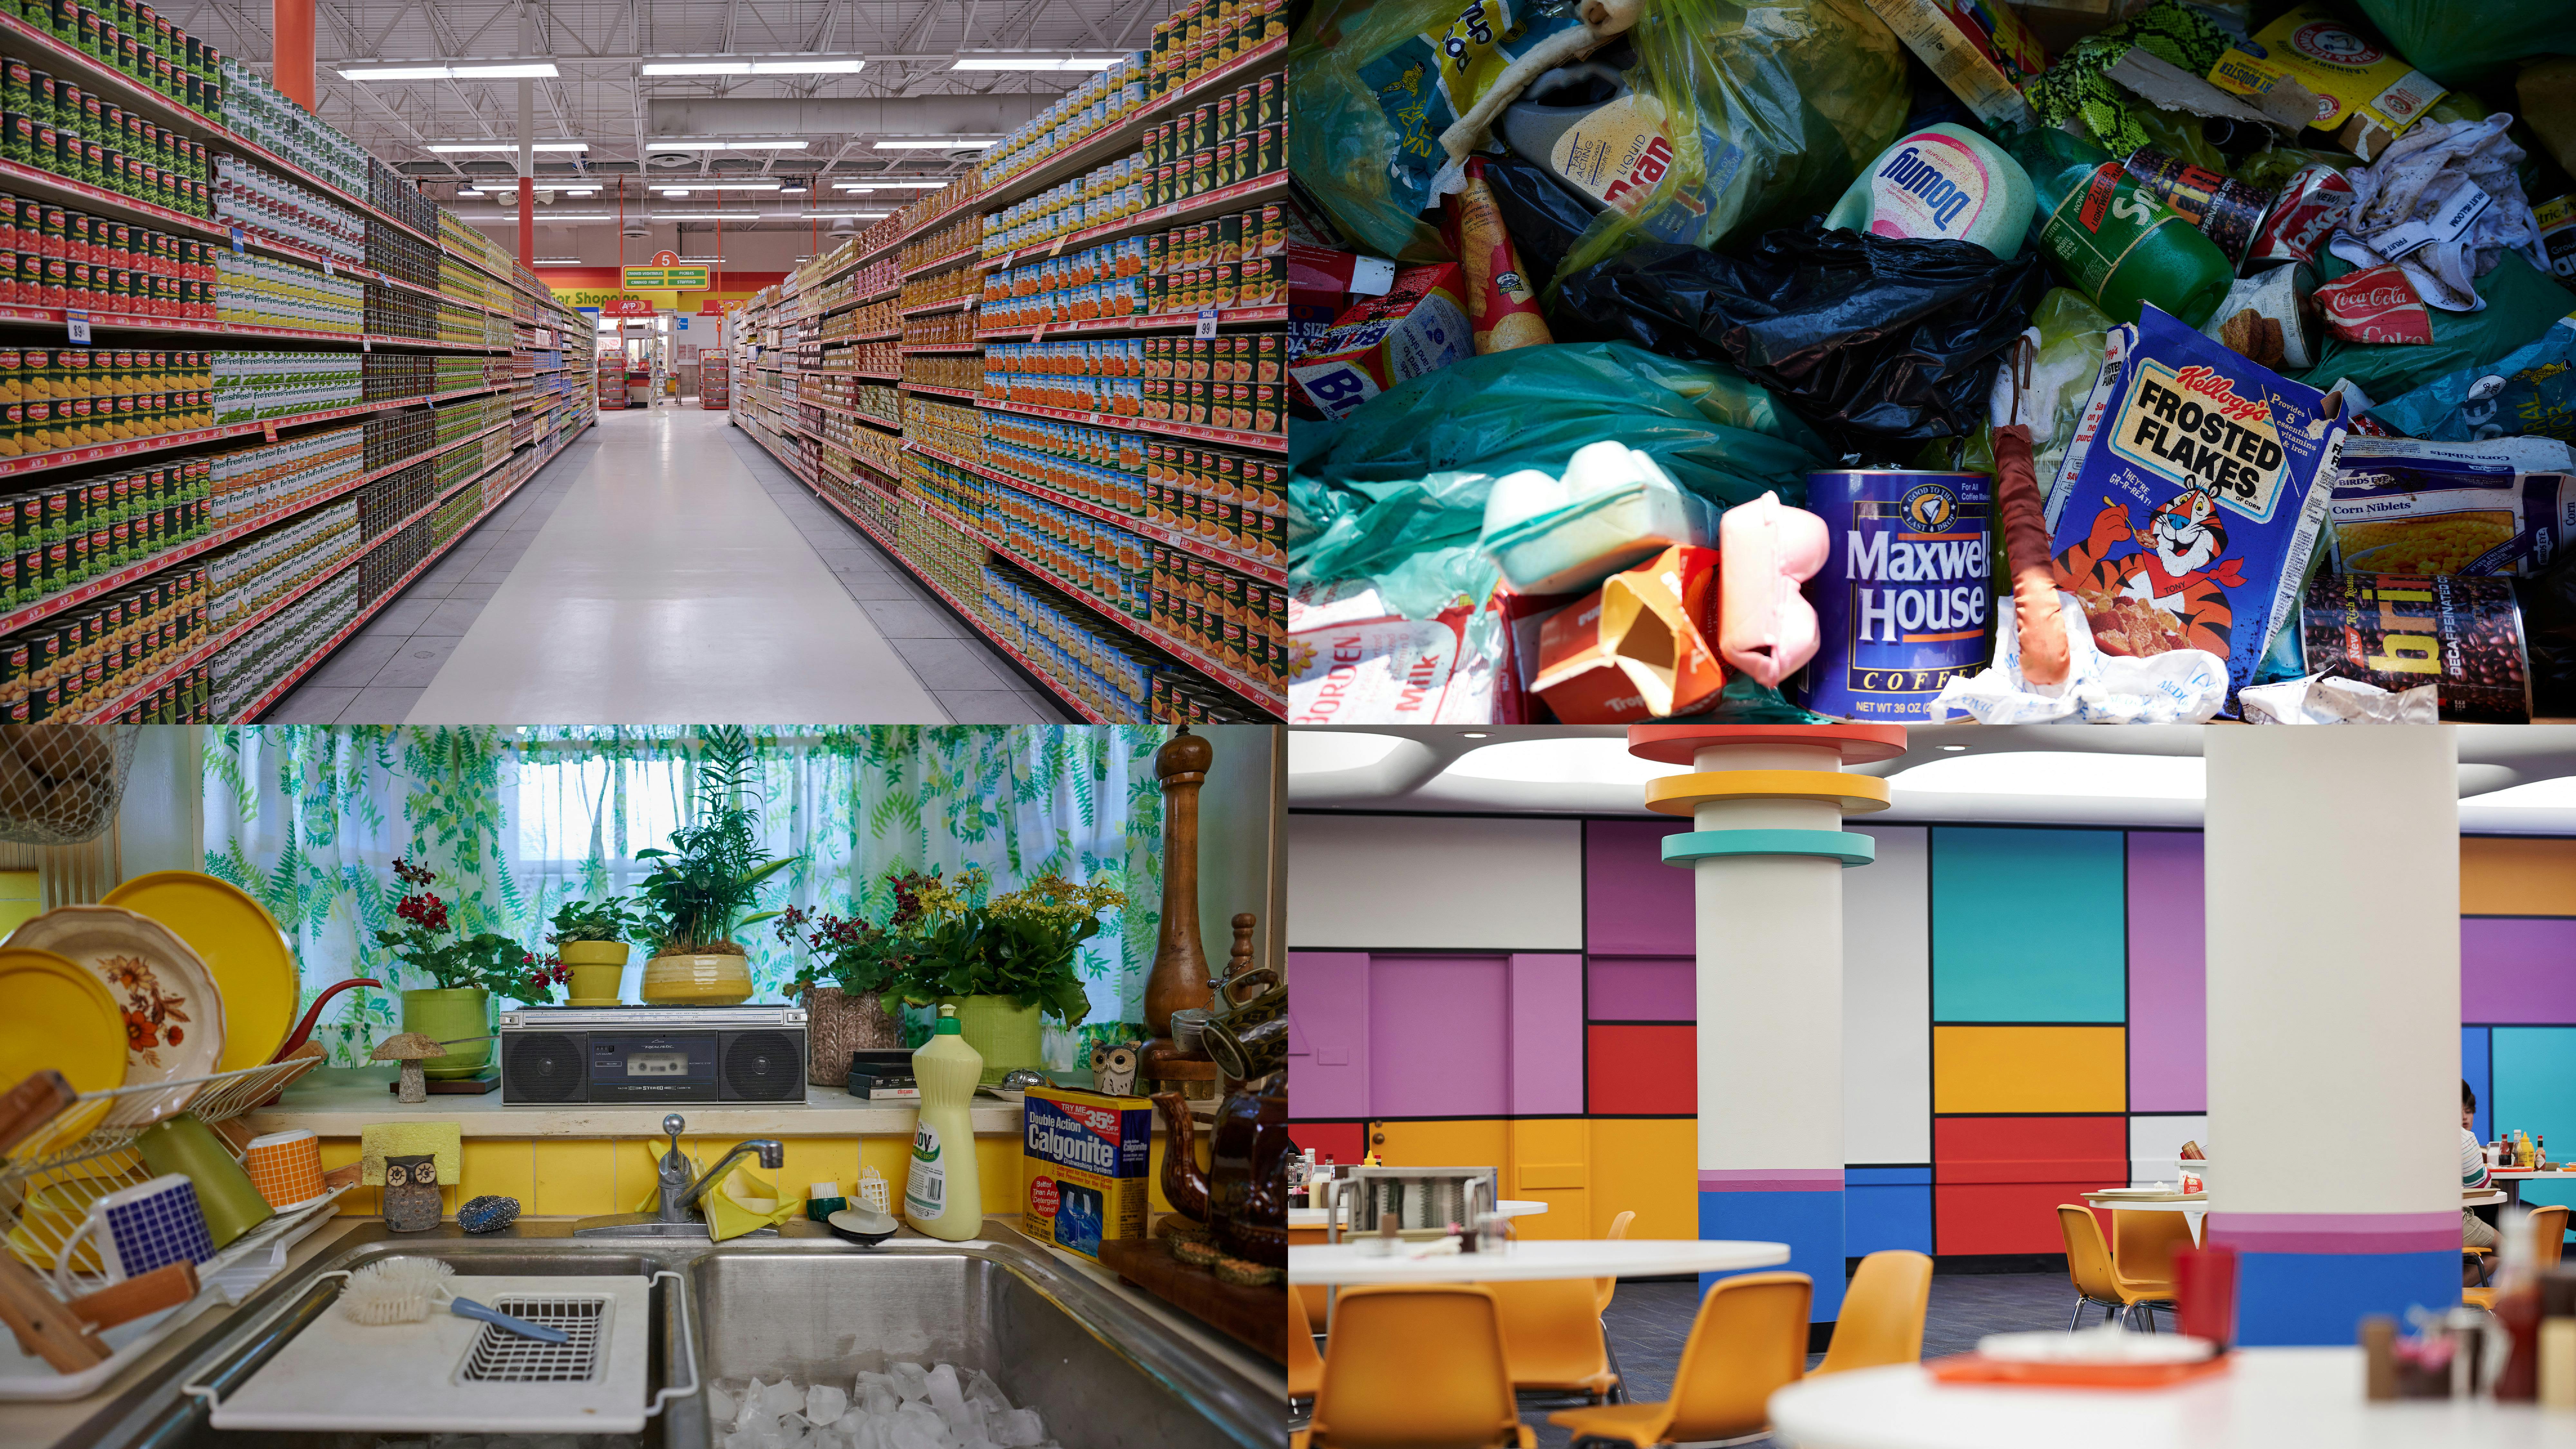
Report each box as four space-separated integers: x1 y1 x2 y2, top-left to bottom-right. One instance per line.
575 1113 790 1238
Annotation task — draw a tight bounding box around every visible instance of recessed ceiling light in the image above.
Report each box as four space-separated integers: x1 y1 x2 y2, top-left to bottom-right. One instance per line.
1940 744 1969 752
1287 732 1409 775
427 141 588 153
1443 737 1681 786
874 138 995 149
1460 732 1489 739
951 56 1124 71
1885 752 2205 800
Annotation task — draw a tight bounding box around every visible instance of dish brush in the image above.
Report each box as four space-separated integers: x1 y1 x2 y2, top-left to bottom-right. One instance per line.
341 1257 570 1344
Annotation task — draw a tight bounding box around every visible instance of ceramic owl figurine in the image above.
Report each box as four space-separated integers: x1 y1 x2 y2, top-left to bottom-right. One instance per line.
1090 1042 1140 1096
382 1152 442 1232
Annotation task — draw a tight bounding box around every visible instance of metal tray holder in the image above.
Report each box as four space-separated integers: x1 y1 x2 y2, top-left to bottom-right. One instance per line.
0 1056 352 1401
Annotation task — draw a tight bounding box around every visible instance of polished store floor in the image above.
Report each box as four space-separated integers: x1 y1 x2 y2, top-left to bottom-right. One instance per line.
267 404 1069 724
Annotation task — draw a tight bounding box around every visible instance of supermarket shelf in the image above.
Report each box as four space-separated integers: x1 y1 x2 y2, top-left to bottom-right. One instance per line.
900 246 978 279
850 198 987 272
737 414 1107 723
793 398 904 433
900 383 978 400
977 529 1279 714
975 396 1284 453
899 343 983 354
976 304 1286 341
849 370 902 381
976 36 1287 213
897 296 976 318
0 396 431 481
980 172 1291 269
79 421 583 722
909 440 1283 586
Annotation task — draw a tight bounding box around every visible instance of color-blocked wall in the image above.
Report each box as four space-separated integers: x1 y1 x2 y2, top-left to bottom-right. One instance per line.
1286 813 2576 1258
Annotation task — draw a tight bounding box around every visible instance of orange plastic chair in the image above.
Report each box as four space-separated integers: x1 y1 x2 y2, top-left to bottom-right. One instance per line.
2466 1204 2568 1311
1307 1285 1534 1449
1813 1250 1931 1375
1483 1276 1620 1402
2112 1210 2198 1287
1289 1273 1324 1405
1547 1273 1812 1447
1595 1210 1637 1315
2057 1205 2175 1330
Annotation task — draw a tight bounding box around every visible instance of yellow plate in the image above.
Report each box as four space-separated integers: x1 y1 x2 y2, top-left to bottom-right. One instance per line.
0 946 128 1143
105 871 299 1072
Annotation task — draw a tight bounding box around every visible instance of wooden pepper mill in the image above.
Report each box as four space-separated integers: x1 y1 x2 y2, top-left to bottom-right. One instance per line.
1142 726 1220 1097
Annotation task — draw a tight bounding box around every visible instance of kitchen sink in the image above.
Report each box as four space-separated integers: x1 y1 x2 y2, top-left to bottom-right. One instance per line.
52 1221 1279 1449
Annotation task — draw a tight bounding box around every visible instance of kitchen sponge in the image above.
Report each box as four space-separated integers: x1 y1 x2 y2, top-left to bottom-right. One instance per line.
457 1195 520 1233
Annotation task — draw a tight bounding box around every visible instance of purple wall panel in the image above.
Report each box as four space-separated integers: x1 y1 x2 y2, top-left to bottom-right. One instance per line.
2127 832 2206 1113
1509 953 1587 1114
1586 820 1695 956
1369 955 1512 1117
1587 955 1697 1020
2464 918 2576 1023
1286 951 1371 1120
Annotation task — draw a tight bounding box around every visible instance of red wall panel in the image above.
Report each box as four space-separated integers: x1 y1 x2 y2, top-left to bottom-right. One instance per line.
1586 1024 1695 1115
1287 1120 1367 1165
1934 1114 2128 1255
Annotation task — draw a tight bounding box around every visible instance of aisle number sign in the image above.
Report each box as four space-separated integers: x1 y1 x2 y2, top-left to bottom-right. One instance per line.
623 265 710 289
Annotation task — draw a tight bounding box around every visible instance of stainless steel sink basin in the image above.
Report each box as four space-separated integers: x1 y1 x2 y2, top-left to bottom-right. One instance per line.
54 1222 1280 1449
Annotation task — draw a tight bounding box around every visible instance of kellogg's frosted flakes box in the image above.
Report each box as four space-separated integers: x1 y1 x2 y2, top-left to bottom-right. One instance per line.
2045 305 2347 701
1023 1085 1152 1262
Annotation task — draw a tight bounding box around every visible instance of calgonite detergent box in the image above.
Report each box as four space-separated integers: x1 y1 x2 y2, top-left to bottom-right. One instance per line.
1023 1085 1152 1262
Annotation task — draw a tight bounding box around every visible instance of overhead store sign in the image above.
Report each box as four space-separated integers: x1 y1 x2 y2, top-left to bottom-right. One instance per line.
623 265 710 289
599 297 660 316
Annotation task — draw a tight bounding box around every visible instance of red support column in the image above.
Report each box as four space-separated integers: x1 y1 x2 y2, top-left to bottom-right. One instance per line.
518 177 535 269
274 0 316 112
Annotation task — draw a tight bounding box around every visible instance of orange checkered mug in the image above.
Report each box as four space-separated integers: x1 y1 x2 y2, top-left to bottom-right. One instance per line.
242 1129 326 1210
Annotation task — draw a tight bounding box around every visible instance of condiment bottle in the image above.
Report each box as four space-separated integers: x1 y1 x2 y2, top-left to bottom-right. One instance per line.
901 1003 983 1241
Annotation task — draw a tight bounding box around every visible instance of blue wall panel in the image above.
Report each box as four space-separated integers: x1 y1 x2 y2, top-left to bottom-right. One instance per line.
2464 1027 2491 1145
1846 1167 1933 1256
1931 827 2127 1023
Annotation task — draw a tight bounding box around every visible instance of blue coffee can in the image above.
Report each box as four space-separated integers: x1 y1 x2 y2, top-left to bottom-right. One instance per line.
1794 469 1994 721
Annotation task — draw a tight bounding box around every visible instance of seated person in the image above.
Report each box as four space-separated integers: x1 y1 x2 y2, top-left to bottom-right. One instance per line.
2466 1078 2497 1283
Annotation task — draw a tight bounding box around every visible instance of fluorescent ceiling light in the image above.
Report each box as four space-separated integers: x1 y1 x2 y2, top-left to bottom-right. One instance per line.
650 182 780 192
754 59 862 74
641 61 748 75
1444 737 1681 787
1884 752 2206 800
534 258 586 264
427 142 589 153
346 62 559 80
833 181 949 190
1287 732 1408 775
640 58 864 75
875 138 994 149
653 213 764 222
2462 777 2576 808
650 139 808 150
801 211 887 219
952 56 1123 71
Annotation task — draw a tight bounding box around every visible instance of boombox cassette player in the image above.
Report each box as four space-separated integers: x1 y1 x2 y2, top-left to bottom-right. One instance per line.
497 1005 807 1104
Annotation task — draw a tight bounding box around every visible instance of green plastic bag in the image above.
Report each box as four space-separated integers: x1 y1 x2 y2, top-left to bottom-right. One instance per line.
1292 341 1831 613
2304 253 2576 402
2350 0 2576 88
2025 2 2233 159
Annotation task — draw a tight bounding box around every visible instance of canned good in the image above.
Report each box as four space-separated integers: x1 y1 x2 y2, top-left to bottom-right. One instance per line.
1795 469 1994 720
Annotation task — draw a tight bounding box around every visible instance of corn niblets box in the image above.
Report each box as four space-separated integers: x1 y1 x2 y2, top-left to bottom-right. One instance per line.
2329 437 2576 577
1285 263 1469 421
1022 1085 1151 1262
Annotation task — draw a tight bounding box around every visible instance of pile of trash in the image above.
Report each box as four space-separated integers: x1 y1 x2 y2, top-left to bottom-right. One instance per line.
1286 0 2576 724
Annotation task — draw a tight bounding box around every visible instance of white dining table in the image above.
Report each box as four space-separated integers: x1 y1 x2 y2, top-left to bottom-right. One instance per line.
2079 1193 2507 1246
1767 1347 2576 1449
1287 1198 1550 1231
1288 1237 1788 1286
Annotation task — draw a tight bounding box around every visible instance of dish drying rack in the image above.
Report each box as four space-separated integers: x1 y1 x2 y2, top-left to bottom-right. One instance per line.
0 1056 352 1401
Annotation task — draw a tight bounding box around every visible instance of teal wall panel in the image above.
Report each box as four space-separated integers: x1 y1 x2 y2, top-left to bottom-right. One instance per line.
1931 827 2128 1023
2494 1027 2576 1155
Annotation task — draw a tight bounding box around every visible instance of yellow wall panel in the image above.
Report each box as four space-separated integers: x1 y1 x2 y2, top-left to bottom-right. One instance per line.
1933 1025 2126 1114
975 1134 1019 1213
777 1137 865 1204
1586 1118 1696 1240
2463 838 2576 916
1507 1118 1589 1241
1376 1118 1510 1169
532 1139 618 1218
319 1136 374 1217
460 1139 534 1210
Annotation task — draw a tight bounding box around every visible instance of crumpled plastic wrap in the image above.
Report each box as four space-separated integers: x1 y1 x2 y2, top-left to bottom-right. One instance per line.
1927 592 2229 724
2325 114 2550 313
2237 672 2441 723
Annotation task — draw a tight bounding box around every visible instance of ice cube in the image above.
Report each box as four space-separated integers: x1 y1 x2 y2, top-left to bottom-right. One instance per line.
711 1385 740 1423
887 1408 950 1449
991 1408 1046 1448
963 1370 1012 1416
808 1385 850 1425
743 1380 771 1431
762 1378 810 1417
889 1362 933 1402
926 1364 968 1432
861 1383 901 1417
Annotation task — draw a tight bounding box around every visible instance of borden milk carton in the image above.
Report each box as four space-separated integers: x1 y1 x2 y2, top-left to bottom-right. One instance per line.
1023 1085 1151 1262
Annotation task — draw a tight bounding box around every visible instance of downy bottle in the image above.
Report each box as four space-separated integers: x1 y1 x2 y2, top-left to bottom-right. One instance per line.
2002 126 2232 329
903 1003 984 1240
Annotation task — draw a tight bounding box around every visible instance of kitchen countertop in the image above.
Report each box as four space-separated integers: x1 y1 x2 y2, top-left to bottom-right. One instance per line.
244 1066 1033 1137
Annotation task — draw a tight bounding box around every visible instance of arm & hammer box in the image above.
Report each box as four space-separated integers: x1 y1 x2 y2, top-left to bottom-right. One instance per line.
1023 1084 1152 1262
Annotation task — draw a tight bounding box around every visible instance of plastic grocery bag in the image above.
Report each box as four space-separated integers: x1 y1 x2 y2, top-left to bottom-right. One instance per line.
1927 592 2230 723
1551 225 2046 457
2349 0 2576 88
1536 0 1908 277
2305 252 2576 401
2523 550 2576 718
1479 152 1601 298
2364 314 2576 442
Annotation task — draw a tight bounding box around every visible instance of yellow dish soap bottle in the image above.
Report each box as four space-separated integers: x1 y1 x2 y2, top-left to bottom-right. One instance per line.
904 1004 984 1240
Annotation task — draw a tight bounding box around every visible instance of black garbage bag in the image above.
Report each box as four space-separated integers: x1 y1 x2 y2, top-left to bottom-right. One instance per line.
1479 153 1601 301
2522 550 2576 719
1551 225 2047 458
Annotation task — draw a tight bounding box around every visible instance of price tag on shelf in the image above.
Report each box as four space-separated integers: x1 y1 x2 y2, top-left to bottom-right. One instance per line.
64 309 90 344
361 336 370 352
230 227 245 255
261 420 278 442
1194 308 1218 340
321 257 332 277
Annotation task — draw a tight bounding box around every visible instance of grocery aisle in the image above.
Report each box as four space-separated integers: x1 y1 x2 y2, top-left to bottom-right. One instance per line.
265 405 1070 723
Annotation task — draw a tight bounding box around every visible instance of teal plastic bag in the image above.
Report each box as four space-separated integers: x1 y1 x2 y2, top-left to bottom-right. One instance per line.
1291 341 1831 613
2304 253 2576 402
2364 314 2576 442
2350 0 2576 88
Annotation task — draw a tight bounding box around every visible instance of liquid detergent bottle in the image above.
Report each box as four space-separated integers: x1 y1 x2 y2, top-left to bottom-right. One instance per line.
903 1004 984 1240
1496 60 1711 243
1823 123 2035 255
2002 126 2234 329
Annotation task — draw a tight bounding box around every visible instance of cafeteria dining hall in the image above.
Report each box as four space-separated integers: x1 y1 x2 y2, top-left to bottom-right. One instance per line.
1282 722 2576 1449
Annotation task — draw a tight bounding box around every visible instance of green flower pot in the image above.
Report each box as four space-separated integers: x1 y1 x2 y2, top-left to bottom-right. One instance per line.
947 994 1044 1086
401 987 493 1080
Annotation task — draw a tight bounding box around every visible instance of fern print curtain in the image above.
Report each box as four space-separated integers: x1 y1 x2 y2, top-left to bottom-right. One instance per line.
204 726 1168 1065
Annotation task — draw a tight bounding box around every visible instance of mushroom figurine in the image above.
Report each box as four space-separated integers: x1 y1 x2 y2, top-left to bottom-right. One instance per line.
371 1032 443 1104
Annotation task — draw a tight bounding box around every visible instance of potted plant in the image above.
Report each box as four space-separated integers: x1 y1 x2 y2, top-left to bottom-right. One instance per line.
902 870 1126 1084
550 896 641 1006
375 857 545 1079
635 727 802 1004
775 904 907 1085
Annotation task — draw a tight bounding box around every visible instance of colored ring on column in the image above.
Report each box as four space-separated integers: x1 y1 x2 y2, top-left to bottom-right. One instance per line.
1642 770 1892 817
1627 723 1909 767
1661 829 1876 868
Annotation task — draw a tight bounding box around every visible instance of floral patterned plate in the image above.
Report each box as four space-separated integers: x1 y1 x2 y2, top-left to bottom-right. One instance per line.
8 905 226 1088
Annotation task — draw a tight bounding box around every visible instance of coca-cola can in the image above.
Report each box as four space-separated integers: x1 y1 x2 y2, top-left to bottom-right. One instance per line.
2124 148 2277 269
2314 264 2433 345
2246 162 2355 270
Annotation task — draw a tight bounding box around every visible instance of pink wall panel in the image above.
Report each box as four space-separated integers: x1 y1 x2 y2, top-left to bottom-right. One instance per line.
1587 955 1696 1020
2126 832 2205 1113
1370 955 1512 1117
1509 953 1587 1114
2463 917 2576 1023
1585 820 1694 955
1286 951 1370 1120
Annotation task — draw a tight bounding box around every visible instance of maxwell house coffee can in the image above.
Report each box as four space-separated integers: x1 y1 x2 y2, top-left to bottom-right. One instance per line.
1795 469 1993 720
